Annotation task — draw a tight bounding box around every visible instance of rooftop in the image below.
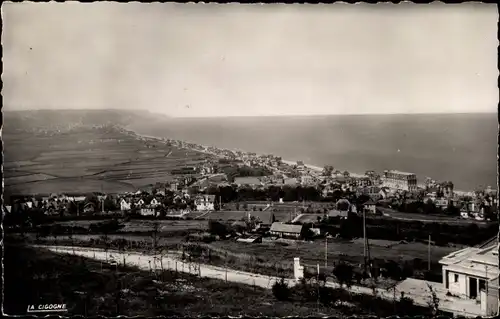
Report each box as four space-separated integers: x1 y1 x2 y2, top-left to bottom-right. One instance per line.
270 222 303 234
384 170 416 176
440 244 499 279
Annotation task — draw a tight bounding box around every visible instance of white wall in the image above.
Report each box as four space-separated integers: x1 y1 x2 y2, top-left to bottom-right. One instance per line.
486 277 499 316
446 270 468 297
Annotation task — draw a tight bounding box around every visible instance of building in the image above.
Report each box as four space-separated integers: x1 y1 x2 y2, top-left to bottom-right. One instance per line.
233 176 262 187
439 243 499 317
120 199 131 211
269 222 304 239
149 198 160 208
381 170 418 192
140 208 156 216
195 195 215 211
363 199 377 214
300 175 315 185
439 181 454 198
358 186 381 199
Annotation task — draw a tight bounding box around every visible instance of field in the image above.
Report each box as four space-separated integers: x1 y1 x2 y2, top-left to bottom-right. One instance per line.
378 207 492 225
203 210 292 222
209 237 456 272
52 219 209 234
3 126 214 197
24 214 455 284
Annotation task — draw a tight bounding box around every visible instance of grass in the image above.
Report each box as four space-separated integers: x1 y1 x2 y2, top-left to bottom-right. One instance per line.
3 241 353 317
23 226 450 289
205 210 292 222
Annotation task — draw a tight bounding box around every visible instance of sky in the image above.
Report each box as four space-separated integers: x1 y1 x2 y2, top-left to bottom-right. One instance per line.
2 2 498 118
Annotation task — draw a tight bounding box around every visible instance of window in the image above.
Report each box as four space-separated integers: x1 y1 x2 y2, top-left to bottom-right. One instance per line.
454 274 459 283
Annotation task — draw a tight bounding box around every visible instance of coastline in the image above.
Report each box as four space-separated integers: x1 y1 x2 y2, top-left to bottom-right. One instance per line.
128 129 472 195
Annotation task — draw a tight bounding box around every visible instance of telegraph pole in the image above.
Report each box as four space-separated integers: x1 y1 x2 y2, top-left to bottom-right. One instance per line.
363 209 367 273
316 263 320 312
325 233 328 270
428 234 431 271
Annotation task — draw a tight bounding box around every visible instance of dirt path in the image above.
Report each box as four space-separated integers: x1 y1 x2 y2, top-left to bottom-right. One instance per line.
36 244 378 295
34 244 479 317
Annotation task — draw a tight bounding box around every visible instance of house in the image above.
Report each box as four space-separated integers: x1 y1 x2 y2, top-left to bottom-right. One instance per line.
439 243 499 317
284 178 298 186
363 199 377 214
269 222 304 239
236 235 263 243
195 195 215 211
233 176 262 187
434 198 451 210
140 208 156 216
379 187 390 199
149 198 160 208
300 175 315 185
73 196 86 202
135 199 145 208
120 199 131 211
358 186 382 199
84 202 96 214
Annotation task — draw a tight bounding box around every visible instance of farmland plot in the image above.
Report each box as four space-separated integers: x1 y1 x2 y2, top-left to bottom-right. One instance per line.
4 174 58 186
6 178 137 195
203 210 290 222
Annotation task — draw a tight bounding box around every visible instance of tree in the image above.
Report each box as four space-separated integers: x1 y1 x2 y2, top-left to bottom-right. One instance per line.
332 262 354 289
272 277 290 301
322 165 334 177
151 222 160 274
426 283 440 315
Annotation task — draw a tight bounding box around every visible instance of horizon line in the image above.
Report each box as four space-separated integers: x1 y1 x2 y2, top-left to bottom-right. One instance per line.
3 108 497 118
172 111 497 119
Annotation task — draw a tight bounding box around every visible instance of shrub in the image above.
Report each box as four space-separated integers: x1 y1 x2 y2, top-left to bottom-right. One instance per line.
333 262 354 288
272 277 290 301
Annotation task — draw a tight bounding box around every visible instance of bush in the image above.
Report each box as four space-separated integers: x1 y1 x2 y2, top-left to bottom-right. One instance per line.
272 277 290 301
333 262 354 288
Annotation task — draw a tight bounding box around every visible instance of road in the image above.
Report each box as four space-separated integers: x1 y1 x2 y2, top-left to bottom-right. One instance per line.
36 245 378 295
34 245 481 317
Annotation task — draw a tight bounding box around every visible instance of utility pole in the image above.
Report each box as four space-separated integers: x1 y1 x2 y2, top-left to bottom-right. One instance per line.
316 263 320 312
428 234 431 271
363 209 367 274
325 233 328 270
225 252 228 282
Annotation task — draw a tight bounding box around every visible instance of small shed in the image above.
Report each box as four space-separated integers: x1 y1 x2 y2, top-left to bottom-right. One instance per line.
269 222 304 239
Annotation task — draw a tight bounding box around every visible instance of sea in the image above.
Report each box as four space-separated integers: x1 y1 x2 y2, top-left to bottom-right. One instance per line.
128 113 498 191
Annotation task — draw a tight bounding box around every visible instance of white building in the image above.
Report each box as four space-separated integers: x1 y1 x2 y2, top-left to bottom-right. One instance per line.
120 199 131 211
149 198 160 208
381 170 418 192
195 195 215 211
140 208 156 216
439 243 499 317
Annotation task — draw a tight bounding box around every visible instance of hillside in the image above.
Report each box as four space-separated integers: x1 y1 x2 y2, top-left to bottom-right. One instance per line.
2 109 211 198
2 109 171 133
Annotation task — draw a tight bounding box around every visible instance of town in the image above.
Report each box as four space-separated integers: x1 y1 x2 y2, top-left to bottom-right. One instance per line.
4 129 498 318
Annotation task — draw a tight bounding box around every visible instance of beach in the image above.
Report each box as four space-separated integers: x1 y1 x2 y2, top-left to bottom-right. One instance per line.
130 130 476 194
